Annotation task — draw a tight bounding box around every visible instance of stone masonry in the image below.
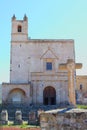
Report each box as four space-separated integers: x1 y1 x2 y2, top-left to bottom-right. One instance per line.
59 59 82 105
2 15 82 106
40 108 87 130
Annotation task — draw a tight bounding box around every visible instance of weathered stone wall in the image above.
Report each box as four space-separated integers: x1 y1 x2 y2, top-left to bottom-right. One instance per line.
76 76 87 92
32 80 68 104
40 108 87 130
2 16 76 105
10 39 75 104
76 76 87 104
2 83 31 104
10 40 75 84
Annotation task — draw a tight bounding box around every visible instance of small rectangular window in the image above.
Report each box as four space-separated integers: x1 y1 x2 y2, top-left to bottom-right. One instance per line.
46 62 52 70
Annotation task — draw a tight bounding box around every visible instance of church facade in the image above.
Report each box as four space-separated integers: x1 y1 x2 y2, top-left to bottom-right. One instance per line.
2 15 77 105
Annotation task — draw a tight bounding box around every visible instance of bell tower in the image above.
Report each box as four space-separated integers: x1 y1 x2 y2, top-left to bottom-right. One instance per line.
11 15 28 41
10 15 29 83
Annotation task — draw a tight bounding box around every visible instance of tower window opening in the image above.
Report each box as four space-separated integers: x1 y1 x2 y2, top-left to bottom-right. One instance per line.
18 25 22 32
80 84 83 90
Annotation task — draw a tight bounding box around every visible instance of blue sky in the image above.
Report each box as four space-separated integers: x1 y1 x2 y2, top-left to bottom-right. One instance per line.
0 0 87 83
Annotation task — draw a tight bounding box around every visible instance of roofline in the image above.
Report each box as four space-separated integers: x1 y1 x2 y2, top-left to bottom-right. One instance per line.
11 39 74 43
28 39 74 42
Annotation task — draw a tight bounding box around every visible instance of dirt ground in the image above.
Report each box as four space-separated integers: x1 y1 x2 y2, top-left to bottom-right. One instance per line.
0 127 41 130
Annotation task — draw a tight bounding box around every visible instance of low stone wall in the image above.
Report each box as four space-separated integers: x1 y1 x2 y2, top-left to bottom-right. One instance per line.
40 108 87 130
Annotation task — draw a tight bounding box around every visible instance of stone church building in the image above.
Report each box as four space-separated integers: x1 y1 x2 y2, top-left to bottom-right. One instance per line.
2 15 82 106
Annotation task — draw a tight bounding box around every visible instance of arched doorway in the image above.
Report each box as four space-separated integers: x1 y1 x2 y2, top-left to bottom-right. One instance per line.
43 86 56 105
8 88 26 103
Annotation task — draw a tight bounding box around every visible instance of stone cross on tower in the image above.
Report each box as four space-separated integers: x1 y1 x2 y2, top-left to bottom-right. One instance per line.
59 59 82 105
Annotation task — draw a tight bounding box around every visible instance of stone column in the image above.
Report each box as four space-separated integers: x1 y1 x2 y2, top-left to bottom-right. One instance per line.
1 110 8 125
29 111 37 125
14 110 23 125
66 60 76 105
59 59 82 105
